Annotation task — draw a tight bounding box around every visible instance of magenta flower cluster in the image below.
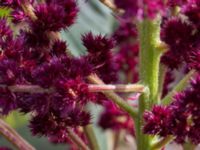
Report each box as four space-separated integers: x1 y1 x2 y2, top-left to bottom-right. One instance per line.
0 0 118 145
144 75 200 144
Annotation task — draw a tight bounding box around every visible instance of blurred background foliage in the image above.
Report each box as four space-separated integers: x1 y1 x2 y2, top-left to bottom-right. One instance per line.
0 0 117 149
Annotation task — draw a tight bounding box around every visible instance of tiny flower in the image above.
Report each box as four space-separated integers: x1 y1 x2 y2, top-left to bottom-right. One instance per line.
113 20 137 44
11 9 27 23
82 32 118 83
182 0 200 29
114 0 139 18
161 17 195 69
99 102 134 134
0 87 16 115
143 105 172 136
51 40 67 56
144 74 200 144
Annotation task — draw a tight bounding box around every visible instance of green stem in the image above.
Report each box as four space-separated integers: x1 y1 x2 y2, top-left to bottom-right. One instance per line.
66 128 90 150
162 70 196 105
83 124 100 150
137 18 163 150
87 74 138 118
135 89 152 150
183 142 196 150
151 136 174 150
138 19 162 107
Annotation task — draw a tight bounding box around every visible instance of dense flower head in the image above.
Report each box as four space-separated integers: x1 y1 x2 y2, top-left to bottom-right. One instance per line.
114 0 178 19
143 105 172 136
144 74 200 144
167 0 189 7
115 44 139 82
82 32 118 83
160 16 199 69
0 87 16 115
0 19 13 46
113 20 139 83
0 0 26 8
182 0 200 28
11 9 27 24
160 0 200 70
114 0 139 18
98 101 134 134
113 20 137 44
0 0 123 144
0 0 117 145
32 0 78 32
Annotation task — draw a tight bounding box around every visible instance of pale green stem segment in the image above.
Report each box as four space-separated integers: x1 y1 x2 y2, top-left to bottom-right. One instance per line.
162 70 196 105
183 142 196 150
83 124 100 150
66 128 90 150
138 18 163 108
151 135 174 150
135 88 152 150
87 74 138 118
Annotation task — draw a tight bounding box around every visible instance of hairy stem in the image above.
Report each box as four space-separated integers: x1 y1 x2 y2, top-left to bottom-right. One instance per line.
87 74 138 118
83 124 100 150
0 119 35 150
162 70 196 105
137 18 164 150
135 89 151 150
138 19 162 107
66 128 90 150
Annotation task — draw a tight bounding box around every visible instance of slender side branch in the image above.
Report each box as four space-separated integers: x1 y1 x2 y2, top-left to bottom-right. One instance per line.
151 135 174 150
162 70 196 105
88 84 145 93
4 83 145 94
6 85 53 93
87 74 138 118
83 125 100 150
0 119 35 150
21 3 37 20
99 0 123 13
66 128 90 150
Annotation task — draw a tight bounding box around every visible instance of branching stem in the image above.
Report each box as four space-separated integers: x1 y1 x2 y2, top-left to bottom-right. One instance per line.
66 128 90 150
0 119 35 150
87 74 138 118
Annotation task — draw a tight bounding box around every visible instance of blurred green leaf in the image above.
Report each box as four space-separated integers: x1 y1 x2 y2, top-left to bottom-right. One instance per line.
0 7 10 18
4 111 28 128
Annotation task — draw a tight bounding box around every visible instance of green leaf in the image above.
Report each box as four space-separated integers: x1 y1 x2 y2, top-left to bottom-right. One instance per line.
4 111 28 128
0 7 10 18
